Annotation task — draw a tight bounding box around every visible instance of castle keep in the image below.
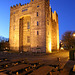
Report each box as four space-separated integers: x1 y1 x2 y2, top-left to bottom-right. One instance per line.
9 0 59 53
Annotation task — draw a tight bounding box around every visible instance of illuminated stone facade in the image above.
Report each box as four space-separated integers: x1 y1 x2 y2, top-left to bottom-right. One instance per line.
9 0 59 53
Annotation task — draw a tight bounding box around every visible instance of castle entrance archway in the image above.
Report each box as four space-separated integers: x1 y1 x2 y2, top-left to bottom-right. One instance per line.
19 15 31 52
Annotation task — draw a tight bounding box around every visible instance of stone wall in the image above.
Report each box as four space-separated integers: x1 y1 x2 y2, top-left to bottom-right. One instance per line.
9 0 59 53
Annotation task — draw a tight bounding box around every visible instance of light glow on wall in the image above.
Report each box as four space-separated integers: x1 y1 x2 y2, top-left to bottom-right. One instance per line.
57 37 59 50
49 41 52 53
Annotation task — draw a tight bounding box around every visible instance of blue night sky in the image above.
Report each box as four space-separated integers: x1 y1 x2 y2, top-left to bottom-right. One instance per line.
0 0 75 40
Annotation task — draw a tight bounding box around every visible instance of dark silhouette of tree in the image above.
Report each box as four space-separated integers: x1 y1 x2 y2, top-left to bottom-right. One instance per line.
0 36 9 43
62 31 75 50
0 36 9 51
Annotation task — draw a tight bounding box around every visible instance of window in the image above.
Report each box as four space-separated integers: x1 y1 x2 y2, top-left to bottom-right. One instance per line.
37 12 38 16
27 36 30 43
13 25 15 30
37 21 39 26
37 5 39 8
27 22 30 29
14 16 15 22
14 18 15 22
37 31 39 35
22 9 28 12
47 20 49 25
13 12 15 14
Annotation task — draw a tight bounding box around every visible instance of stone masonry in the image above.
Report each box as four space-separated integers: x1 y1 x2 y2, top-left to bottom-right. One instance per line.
9 0 59 53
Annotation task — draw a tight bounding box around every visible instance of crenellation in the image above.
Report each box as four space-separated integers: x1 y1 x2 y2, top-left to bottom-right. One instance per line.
25 4 26 5
56 12 58 17
10 0 43 10
52 11 57 22
10 6 13 9
13 5 15 7
27 3 29 6
19 3 21 6
31 0 34 2
10 2 31 10
16 4 18 7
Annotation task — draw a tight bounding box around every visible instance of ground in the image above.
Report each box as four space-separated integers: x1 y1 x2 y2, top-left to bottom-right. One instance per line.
0 50 75 75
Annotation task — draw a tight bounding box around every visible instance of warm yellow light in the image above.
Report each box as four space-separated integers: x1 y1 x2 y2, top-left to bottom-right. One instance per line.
60 47 64 50
73 34 75 37
49 42 52 53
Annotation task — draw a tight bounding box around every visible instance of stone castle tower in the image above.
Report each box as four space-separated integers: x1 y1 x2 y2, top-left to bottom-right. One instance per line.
9 0 59 53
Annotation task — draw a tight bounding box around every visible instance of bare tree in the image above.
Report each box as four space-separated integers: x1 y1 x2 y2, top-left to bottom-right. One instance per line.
62 31 75 50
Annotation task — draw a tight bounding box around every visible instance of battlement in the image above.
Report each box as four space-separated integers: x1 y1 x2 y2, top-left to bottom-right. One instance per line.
10 2 30 9
52 11 58 22
10 0 47 10
10 0 39 9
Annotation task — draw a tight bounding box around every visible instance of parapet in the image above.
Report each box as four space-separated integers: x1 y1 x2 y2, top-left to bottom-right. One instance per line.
54 11 58 17
10 3 22 9
10 0 35 9
52 11 58 22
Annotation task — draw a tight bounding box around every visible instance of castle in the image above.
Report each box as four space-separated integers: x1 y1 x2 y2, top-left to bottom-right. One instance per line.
9 0 59 53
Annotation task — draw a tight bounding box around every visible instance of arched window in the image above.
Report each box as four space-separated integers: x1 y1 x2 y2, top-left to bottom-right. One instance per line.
27 22 30 29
